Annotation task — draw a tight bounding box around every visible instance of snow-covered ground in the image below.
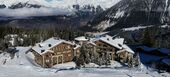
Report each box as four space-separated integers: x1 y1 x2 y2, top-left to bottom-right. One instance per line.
0 47 169 77
122 26 153 31
1 64 170 77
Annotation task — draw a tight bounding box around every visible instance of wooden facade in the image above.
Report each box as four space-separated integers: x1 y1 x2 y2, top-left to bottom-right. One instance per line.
117 50 133 63
94 40 134 64
30 42 74 68
94 40 117 60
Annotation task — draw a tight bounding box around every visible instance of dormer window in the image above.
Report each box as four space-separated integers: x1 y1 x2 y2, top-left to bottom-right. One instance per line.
107 38 109 41
118 44 122 47
49 44 52 47
41 50 45 53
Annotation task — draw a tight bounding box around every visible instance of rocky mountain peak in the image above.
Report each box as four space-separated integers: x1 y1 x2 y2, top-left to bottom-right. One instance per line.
90 0 170 31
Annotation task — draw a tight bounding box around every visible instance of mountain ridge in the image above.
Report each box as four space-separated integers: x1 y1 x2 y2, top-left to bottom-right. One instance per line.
0 0 121 17
89 0 170 31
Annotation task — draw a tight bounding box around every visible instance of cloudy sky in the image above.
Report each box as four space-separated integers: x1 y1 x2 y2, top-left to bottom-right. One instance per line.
0 0 120 18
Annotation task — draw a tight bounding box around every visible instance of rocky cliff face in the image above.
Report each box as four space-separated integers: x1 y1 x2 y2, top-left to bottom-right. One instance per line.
90 0 170 31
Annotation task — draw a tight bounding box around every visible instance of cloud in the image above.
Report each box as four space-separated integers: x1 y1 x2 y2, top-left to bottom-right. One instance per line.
0 7 74 18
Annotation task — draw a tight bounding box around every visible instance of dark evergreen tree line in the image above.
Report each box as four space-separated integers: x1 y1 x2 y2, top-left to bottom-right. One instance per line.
0 26 84 47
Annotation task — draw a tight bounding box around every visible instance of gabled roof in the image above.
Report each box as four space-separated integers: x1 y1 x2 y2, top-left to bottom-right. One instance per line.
122 44 134 54
116 45 134 54
87 41 96 46
32 37 74 55
75 36 88 41
73 41 96 50
93 35 134 54
93 35 124 49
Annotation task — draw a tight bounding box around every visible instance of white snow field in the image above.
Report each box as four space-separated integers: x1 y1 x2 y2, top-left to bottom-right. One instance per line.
0 47 169 77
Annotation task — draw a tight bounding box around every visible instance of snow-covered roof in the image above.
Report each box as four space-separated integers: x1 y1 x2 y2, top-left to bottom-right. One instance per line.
75 36 88 41
116 49 126 54
116 45 134 54
122 44 134 54
93 35 134 54
32 37 74 55
87 41 96 46
93 35 124 49
4 34 18 38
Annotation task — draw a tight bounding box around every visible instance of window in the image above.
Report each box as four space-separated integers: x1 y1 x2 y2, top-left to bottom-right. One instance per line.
103 45 107 47
41 50 45 53
52 53 55 55
46 60 50 63
67 46 70 49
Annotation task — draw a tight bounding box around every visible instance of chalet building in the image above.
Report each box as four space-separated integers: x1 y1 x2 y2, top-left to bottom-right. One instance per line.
74 35 135 66
75 36 88 45
28 37 75 68
92 35 134 64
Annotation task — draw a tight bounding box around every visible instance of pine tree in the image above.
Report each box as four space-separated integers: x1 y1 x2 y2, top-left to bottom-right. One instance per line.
142 28 155 47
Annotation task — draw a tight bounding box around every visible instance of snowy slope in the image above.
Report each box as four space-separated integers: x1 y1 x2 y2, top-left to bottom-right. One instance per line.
90 0 170 31
0 64 169 77
0 47 35 66
0 46 169 77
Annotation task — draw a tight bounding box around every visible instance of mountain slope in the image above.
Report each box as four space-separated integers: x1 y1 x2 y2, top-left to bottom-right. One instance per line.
0 0 121 17
89 0 170 31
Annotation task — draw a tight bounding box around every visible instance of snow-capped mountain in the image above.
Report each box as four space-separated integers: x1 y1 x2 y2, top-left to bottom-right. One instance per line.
0 0 121 17
89 0 170 31
0 0 48 7
0 0 121 9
